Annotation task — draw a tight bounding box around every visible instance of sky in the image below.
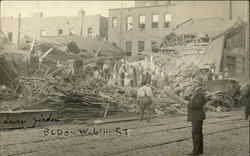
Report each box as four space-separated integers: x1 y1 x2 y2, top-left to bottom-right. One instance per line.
1 1 135 18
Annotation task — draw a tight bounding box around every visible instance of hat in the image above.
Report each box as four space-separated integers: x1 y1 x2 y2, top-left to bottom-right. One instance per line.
193 76 203 84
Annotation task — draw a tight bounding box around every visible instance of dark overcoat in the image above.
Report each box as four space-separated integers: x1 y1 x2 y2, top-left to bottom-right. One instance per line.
187 87 206 122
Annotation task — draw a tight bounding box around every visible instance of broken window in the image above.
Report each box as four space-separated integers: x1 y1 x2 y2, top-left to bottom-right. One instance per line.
40 30 46 37
138 41 145 52
125 41 132 56
112 17 117 27
69 28 74 35
88 27 93 38
8 32 13 42
58 29 63 36
126 16 133 31
152 14 158 29
164 14 171 28
139 15 146 30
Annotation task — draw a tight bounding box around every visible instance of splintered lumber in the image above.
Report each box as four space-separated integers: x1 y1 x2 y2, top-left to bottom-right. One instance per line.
103 103 110 118
205 100 217 111
47 65 66 77
164 90 188 104
44 66 52 77
18 76 46 81
94 115 158 125
152 86 187 104
171 105 186 115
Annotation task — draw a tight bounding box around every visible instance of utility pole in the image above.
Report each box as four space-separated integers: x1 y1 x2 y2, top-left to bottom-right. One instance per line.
80 9 83 37
17 13 21 48
246 1 250 83
0 1 2 38
229 0 232 20
119 3 123 49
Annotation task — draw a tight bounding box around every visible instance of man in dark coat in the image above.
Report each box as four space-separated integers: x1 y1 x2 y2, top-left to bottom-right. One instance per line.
239 84 250 120
187 76 206 155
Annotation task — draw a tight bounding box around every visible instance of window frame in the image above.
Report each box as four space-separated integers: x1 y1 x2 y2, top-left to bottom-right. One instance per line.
164 13 171 28
58 29 63 36
139 15 146 30
152 14 159 29
138 41 145 53
125 41 132 56
112 17 117 27
126 16 133 31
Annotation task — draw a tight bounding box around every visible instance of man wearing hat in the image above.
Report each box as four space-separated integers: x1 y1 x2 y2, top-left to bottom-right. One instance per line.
187 76 206 155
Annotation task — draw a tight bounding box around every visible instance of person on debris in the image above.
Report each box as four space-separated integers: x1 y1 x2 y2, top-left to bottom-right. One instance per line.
186 76 206 155
151 72 158 88
93 66 101 80
119 64 126 87
137 80 153 122
217 72 224 80
137 63 144 84
224 68 229 79
239 83 250 120
132 65 138 87
103 63 110 79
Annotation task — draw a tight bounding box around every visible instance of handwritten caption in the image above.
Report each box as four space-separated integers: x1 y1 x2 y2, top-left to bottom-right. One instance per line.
43 127 130 137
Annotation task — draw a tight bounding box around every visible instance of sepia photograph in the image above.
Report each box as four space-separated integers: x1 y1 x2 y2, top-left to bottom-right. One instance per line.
0 0 249 155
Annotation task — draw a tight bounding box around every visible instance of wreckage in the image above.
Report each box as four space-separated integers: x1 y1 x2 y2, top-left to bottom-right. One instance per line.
0 17 247 129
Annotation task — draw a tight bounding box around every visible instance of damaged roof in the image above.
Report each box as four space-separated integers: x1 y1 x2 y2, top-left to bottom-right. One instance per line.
174 17 243 39
40 35 125 58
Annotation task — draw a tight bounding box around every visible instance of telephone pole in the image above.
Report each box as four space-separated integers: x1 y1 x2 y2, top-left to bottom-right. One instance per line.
80 9 83 37
246 1 250 83
17 13 21 47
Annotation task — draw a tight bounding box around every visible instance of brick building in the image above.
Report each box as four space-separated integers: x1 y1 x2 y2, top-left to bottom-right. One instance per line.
1 10 108 43
108 1 248 56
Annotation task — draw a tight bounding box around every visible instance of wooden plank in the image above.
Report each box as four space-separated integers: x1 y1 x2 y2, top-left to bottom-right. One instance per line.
171 105 186 115
47 65 66 77
103 103 110 118
93 115 158 125
17 76 46 81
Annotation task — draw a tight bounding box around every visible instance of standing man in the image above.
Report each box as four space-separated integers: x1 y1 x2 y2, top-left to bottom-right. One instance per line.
137 81 153 122
187 76 206 155
239 83 250 120
137 63 144 84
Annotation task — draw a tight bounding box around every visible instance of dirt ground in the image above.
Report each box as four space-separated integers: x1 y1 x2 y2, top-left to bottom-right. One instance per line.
0 110 249 156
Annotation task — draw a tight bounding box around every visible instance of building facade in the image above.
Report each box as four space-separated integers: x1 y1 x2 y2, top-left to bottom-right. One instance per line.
109 4 177 57
108 1 248 56
1 10 108 43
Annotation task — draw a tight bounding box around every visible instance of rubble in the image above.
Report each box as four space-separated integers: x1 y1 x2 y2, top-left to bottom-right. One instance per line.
0 33 243 125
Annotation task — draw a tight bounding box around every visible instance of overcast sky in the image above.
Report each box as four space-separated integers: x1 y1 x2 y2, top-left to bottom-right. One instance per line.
1 1 135 18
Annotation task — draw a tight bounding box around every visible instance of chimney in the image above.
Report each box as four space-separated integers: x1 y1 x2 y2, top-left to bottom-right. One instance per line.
33 12 43 18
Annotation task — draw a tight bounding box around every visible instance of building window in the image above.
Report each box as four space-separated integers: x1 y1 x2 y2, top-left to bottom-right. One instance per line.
58 29 63 36
8 32 13 42
145 2 151 6
139 15 146 30
69 28 74 35
88 27 93 38
125 41 132 56
112 17 117 27
126 16 133 31
40 30 46 37
164 14 171 28
152 14 158 29
138 41 145 52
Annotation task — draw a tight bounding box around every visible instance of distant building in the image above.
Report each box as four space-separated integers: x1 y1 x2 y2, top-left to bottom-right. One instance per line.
108 1 248 56
1 10 108 43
